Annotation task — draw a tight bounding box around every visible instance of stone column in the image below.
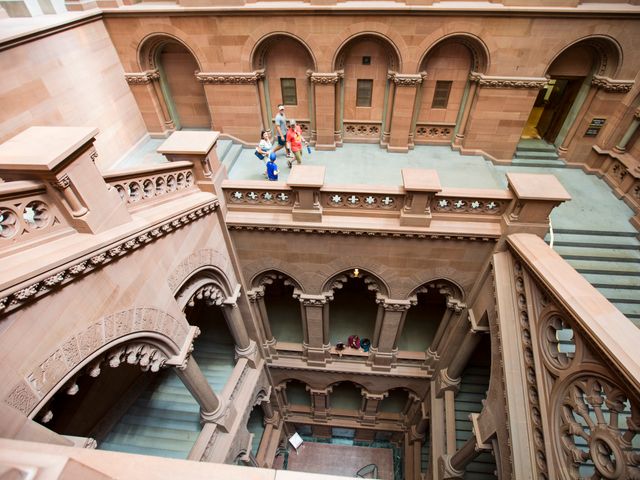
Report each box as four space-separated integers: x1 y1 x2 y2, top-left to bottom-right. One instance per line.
335 71 345 146
429 380 446 480
453 73 480 146
174 356 232 431
425 297 465 364
370 295 413 371
220 284 257 367
308 386 331 422
381 72 396 146
296 292 332 366
124 71 174 135
361 391 385 425
0 127 131 235
157 130 221 195
255 69 271 134
614 108 640 153
557 77 599 155
247 286 278 359
439 436 481 479
310 72 340 150
388 73 423 153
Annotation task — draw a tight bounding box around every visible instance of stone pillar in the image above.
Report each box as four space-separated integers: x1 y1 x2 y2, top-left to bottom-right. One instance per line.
381 73 396 146
370 295 413 371
255 70 271 134
425 297 465 364
247 286 278 359
220 284 257 367
388 74 423 153
400 168 442 227
614 108 640 153
157 131 221 195
296 292 332 366
557 78 599 155
502 172 571 238
124 70 174 135
174 356 232 430
308 387 331 422
0 127 132 235
439 436 480 479
335 71 345 146
310 73 340 150
453 73 480 146
287 165 325 222
429 380 446 480
361 391 385 425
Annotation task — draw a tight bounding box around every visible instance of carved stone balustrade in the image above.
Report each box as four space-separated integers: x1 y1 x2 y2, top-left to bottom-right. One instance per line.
157 131 221 195
287 165 325 222
103 161 197 211
400 168 441 227
0 127 131 235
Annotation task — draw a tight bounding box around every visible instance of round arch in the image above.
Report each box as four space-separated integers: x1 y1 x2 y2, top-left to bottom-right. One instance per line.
407 277 465 302
321 267 389 296
418 33 489 74
332 31 402 72
137 32 204 72
544 34 623 78
251 268 303 292
250 31 318 72
174 266 235 311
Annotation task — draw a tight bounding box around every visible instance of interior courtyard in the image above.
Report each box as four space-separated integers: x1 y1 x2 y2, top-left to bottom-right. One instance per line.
1 1 640 479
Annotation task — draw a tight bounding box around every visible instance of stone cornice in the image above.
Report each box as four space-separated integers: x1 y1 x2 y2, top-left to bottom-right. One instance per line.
592 75 635 93
195 71 264 84
0 200 219 316
471 72 548 89
124 70 160 85
308 72 342 85
389 72 424 87
227 224 498 241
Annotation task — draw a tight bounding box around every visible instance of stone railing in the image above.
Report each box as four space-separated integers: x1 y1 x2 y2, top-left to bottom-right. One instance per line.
223 166 570 239
103 161 197 209
0 180 73 253
343 120 382 141
414 122 455 144
490 233 640 479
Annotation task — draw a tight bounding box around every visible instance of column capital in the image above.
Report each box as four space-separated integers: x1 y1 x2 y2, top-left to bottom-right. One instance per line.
446 297 466 313
388 72 424 87
124 69 160 85
307 385 332 396
166 326 200 370
361 390 387 401
436 368 461 397
438 454 465 480
247 285 265 302
222 283 242 308
308 72 342 84
295 291 333 306
375 294 413 312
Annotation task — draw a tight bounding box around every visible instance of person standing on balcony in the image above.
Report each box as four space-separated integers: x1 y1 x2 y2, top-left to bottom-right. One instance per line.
266 152 279 181
255 130 273 177
273 104 292 159
286 119 308 167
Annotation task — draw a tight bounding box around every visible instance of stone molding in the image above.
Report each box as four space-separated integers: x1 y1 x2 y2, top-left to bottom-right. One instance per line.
124 70 160 85
195 71 265 84
4 307 190 417
226 224 498 242
308 72 342 85
388 72 424 87
591 75 634 93
0 200 219 316
168 248 233 293
470 72 548 89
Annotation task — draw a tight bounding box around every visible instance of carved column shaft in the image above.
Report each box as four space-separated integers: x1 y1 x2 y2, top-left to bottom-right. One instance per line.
309 388 330 422
297 293 331 365
221 301 251 351
450 435 479 471
615 110 640 152
174 357 226 426
448 329 483 380
558 80 599 154
427 298 463 359
444 389 457 455
454 75 479 144
388 74 423 152
361 392 385 425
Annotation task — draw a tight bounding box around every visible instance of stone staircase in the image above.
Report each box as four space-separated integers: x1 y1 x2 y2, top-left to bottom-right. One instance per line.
512 139 565 168
548 228 640 327
216 139 245 173
98 333 235 459
455 365 496 479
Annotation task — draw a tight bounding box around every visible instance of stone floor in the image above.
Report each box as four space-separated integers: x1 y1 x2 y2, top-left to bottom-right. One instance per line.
273 442 393 479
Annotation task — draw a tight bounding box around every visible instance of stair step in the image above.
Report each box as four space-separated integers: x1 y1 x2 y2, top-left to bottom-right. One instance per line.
221 144 244 172
110 422 200 442
514 151 560 160
216 139 233 161
553 247 640 263
126 405 200 422
567 259 640 276
105 427 198 449
597 288 640 303
99 441 188 459
552 229 638 237
581 273 640 288
118 413 201 431
139 391 199 407
516 141 558 153
511 159 566 168
616 302 640 317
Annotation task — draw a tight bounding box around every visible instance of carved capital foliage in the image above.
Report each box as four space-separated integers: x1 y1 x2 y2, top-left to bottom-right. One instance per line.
124 70 160 85
309 73 341 85
247 286 265 302
195 71 263 84
471 72 547 89
50 174 71 190
390 73 423 87
592 75 635 93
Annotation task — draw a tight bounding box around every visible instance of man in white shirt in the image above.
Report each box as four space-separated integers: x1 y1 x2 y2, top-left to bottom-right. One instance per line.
273 104 292 158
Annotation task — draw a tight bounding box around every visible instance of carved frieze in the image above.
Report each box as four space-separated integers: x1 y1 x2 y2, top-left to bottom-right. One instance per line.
0 201 218 316
124 70 160 85
389 73 423 87
470 72 548 89
592 75 634 93
309 72 341 85
195 71 264 84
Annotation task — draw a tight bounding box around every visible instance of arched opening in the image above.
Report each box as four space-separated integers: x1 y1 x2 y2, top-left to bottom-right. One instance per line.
326 269 385 347
334 34 401 143
521 36 621 147
252 34 315 138
329 382 363 413
284 379 311 408
397 288 447 352
379 388 410 414
415 40 473 145
258 271 304 345
140 35 211 131
247 404 266 459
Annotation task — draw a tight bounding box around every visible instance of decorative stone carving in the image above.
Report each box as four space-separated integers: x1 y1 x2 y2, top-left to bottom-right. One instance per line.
124 70 160 85
591 75 634 93
49 174 71 190
107 342 168 372
470 72 548 89
309 73 341 85
390 73 423 87
195 71 264 84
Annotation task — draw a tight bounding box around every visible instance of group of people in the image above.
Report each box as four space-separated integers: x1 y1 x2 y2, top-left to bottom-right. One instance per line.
254 104 310 181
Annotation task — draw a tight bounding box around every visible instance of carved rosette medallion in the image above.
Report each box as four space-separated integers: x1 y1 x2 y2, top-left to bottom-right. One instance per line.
555 376 640 479
195 72 263 84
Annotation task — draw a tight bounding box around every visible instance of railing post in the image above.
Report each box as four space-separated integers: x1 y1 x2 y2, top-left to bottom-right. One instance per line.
400 168 441 227
157 131 221 194
287 165 325 222
502 172 571 238
0 127 131 234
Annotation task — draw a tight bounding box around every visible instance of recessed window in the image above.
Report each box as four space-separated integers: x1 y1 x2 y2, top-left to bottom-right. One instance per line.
281 78 297 105
356 79 373 107
431 80 453 109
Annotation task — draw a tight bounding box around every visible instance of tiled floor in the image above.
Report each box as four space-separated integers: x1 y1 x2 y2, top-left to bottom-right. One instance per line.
274 442 393 479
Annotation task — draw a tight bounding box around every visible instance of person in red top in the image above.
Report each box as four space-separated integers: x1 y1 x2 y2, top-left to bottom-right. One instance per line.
285 119 308 167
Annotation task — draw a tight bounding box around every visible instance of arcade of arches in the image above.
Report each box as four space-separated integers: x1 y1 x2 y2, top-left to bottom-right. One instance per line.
1 3 640 480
